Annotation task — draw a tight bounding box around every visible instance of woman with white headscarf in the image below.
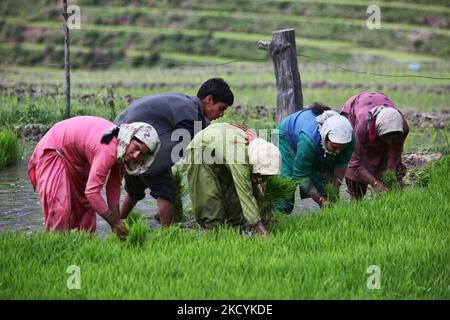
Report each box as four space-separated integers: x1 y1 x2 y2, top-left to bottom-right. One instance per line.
181 123 281 237
275 103 354 213
28 116 160 239
341 92 409 199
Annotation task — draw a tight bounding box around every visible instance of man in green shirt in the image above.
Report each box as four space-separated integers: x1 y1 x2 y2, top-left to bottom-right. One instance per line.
181 123 281 237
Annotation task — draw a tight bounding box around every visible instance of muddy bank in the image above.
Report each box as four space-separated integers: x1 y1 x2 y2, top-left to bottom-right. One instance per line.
403 109 450 129
403 152 444 169
13 124 50 142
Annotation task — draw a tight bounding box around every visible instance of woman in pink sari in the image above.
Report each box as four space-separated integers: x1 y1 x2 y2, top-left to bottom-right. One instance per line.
28 116 160 239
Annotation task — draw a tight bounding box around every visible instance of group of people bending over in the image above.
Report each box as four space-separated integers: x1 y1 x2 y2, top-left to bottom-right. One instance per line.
28 78 409 239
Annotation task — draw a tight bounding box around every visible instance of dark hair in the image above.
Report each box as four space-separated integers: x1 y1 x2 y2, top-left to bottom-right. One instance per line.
380 131 403 140
101 127 119 144
310 102 331 115
197 78 234 106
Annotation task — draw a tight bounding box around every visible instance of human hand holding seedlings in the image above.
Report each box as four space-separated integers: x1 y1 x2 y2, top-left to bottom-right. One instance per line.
112 219 127 241
308 186 331 208
111 206 127 240
319 198 333 209
358 167 388 196
372 179 388 196
255 222 270 239
100 206 127 240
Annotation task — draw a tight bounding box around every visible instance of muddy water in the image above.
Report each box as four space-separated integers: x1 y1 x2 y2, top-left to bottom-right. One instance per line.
0 154 335 237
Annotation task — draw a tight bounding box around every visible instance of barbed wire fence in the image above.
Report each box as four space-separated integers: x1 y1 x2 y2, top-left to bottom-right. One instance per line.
2 53 450 80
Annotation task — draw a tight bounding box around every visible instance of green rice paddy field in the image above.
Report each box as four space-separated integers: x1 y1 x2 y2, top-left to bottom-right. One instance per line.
0 0 449 299
1 156 449 299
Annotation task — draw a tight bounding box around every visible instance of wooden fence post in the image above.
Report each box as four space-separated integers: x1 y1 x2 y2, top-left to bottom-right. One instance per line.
63 0 71 118
258 28 303 124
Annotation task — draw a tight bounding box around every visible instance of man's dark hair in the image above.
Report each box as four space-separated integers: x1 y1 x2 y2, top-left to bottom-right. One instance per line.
310 102 331 115
197 78 234 106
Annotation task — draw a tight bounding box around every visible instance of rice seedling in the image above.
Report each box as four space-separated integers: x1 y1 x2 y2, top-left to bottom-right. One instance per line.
412 154 449 187
258 176 297 221
0 129 22 169
325 182 339 203
1 157 448 299
382 170 399 191
173 169 188 222
124 211 149 248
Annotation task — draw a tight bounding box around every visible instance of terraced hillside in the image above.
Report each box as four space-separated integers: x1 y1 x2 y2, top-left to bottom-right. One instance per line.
1 0 449 67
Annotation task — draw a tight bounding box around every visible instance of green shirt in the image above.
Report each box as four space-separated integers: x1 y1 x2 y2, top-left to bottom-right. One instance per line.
293 132 355 195
185 123 261 225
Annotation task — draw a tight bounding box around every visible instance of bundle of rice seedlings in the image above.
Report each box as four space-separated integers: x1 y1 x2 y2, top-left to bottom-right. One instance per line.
382 169 399 191
173 169 188 222
124 211 149 247
325 182 339 203
259 176 297 222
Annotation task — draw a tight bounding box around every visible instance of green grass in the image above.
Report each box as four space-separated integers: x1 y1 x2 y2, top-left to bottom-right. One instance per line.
404 126 450 154
79 5 450 37
411 154 450 187
0 130 22 169
0 156 448 299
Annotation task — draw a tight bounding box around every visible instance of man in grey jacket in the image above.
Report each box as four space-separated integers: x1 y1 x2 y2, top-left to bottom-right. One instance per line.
114 78 234 226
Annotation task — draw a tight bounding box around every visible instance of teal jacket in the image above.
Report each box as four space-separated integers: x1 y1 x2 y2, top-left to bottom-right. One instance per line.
278 111 355 195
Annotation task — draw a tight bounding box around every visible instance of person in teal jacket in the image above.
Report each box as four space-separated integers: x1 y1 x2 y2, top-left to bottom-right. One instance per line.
276 103 355 212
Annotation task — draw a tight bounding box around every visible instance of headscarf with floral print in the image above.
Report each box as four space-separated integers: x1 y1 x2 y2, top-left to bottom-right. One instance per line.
104 122 160 175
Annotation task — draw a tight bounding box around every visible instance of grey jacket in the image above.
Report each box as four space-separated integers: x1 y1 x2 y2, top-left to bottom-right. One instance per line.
114 93 210 175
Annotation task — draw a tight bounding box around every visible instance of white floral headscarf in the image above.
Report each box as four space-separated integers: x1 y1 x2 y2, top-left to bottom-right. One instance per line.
316 110 353 156
368 106 404 137
248 138 281 175
107 122 160 175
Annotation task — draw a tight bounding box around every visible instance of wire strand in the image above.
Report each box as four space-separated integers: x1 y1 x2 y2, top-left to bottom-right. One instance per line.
1 54 449 80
